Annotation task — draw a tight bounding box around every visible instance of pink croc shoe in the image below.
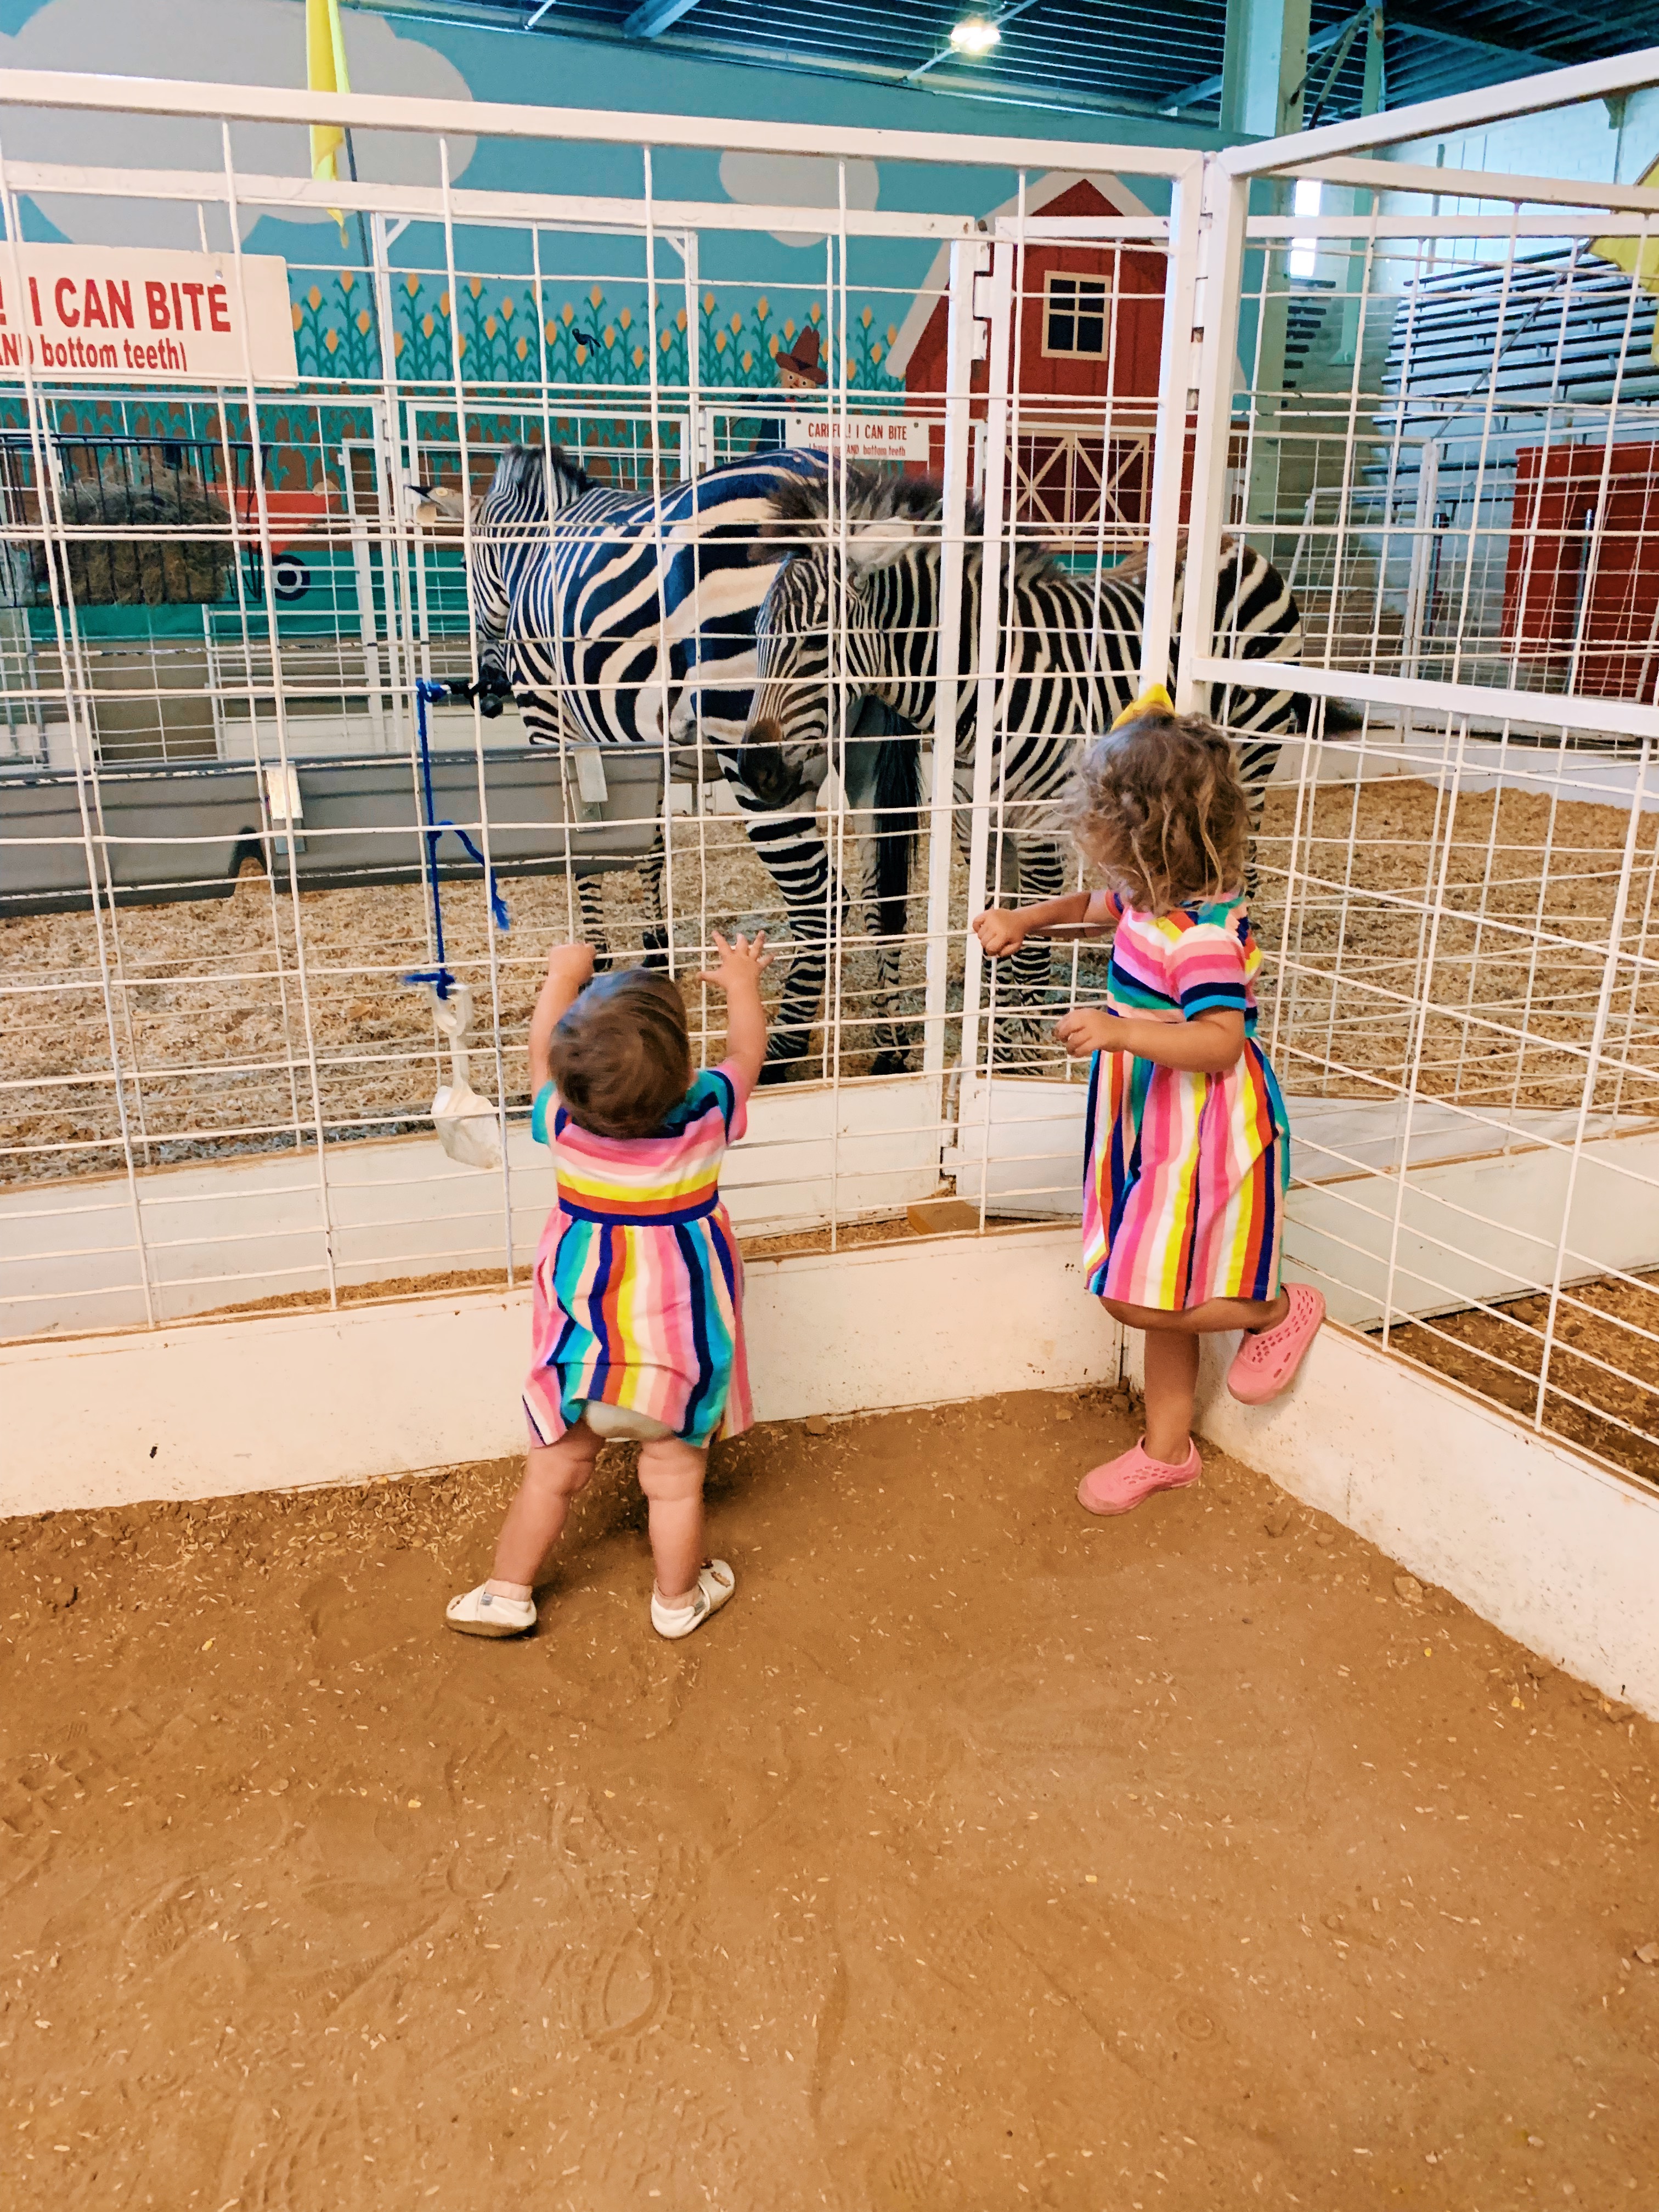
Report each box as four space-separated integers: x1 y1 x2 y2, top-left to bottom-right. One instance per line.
1077 1437 1202 1516
1227 1283 1327 1405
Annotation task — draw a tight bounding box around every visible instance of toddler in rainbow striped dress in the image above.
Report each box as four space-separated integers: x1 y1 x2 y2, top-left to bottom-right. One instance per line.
446 930 770 1644
974 698 1324 1516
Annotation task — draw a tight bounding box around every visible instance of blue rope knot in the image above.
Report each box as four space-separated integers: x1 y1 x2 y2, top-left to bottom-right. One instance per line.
404 676 510 1001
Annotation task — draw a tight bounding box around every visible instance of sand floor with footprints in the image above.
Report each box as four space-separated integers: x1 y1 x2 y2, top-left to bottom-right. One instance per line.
4 1386 1658 2209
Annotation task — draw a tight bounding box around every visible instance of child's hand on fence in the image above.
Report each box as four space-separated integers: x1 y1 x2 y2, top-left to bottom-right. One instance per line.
544 941 595 989
1055 1007 1120 1057
973 908 1026 958
697 931 772 995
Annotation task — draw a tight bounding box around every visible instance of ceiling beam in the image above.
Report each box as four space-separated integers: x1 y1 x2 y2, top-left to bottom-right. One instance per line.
332 0 1222 127
1163 4 1357 118
1387 13 1560 72
1161 5 1564 121
622 0 704 37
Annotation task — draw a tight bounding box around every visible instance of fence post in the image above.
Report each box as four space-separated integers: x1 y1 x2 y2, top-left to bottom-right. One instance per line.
920 235 983 1083
1175 156 1249 719
1141 153 1204 692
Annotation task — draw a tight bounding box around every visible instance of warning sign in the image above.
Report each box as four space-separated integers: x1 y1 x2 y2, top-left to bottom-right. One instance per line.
0 247 298 386
784 413 930 462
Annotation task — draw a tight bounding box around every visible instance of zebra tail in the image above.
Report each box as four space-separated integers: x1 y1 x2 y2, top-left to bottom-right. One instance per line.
873 732 923 940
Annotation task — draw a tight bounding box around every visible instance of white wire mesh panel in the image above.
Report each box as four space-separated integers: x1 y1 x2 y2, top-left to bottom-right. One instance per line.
1182 92 1659 1492
0 74 1200 1340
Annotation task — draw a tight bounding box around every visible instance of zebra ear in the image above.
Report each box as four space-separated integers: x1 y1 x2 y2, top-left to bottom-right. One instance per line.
845 514 921 574
413 483 472 528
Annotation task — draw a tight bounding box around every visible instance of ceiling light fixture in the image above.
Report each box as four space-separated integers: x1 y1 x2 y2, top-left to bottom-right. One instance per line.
948 16 1002 57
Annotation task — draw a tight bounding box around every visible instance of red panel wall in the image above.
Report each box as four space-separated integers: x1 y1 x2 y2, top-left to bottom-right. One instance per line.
1504 441 1659 700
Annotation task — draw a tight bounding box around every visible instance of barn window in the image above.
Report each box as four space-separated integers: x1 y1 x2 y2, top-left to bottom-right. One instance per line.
1043 272 1108 359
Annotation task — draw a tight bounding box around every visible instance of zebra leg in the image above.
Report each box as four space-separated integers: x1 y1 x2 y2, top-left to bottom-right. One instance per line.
855 829 909 1076
844 709 921 1079
636 836 670 970
1008 839 1065 1006
984 839 1065 1069
1234 737 1281 905
727 790 838 1081
575 871 611 970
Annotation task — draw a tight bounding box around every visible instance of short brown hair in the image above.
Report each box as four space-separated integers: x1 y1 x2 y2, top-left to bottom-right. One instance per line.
1063 710 1249 913
549 970 693 1138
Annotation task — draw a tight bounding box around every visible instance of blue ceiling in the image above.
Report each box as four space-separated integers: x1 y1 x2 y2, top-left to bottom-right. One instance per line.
362 1 1659 129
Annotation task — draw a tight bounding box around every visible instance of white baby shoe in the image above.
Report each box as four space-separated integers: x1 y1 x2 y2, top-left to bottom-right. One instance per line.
444 1583 536 1639
650 1560 736 1641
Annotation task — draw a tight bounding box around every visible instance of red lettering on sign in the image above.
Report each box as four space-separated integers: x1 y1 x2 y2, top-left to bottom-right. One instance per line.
28 276 40 326
81 280 108 330
106 280 133 331
208 283 230 334
145 280 170 331
54 276 78 328
180 281 205 332
171 282 184 332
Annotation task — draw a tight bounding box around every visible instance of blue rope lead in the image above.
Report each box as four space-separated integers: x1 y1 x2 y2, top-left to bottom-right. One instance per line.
404 676 510 1000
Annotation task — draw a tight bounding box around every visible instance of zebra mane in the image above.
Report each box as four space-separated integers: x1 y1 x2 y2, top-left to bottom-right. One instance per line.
755 465 1101 588
758 472 1259 600
490 442 594 515
758 466 1041 572
1109 534 1245 589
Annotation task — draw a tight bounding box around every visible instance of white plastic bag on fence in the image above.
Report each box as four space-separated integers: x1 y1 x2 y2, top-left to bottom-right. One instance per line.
427 984 504 1172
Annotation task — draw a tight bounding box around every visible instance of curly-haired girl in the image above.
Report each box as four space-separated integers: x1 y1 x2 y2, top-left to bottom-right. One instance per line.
974 693 1324 1515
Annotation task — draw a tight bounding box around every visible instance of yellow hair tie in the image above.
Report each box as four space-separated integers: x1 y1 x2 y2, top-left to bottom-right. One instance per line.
1110 681 1174 732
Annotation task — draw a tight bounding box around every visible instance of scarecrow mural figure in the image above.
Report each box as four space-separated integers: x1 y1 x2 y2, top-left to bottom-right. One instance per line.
751 325 828 453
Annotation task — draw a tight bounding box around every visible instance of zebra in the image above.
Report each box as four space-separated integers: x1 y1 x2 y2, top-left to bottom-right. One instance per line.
741 467 1312 1064
453 442 911 1077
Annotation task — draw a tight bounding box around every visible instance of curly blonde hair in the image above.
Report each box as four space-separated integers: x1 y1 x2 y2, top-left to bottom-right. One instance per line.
1063 709 1249 914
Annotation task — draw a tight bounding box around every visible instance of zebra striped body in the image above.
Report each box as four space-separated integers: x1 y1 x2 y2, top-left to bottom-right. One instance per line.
746 493 1307 822
743 473 1310 1058
472 442 828 752
469 444 875 1071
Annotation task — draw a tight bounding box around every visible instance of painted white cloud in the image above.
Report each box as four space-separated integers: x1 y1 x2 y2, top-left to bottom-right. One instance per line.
0 0 474 247
719 151 878 248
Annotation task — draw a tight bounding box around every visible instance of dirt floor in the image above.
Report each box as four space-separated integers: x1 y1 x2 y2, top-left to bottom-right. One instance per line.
3 1387 1657 2211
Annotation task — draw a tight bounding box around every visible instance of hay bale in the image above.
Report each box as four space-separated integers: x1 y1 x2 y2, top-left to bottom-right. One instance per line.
35 454 233 607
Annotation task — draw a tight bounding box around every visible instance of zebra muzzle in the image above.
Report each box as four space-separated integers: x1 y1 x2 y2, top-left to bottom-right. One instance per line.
741 724 807 808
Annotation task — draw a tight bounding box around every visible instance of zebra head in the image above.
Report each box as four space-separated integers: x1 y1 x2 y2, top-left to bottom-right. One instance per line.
743 468 936 808
466 443 593 702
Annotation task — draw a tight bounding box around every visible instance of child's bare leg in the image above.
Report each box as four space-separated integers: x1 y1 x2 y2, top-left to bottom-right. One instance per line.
1108 1291 1287 1338
1190 1289 1290 1334
488 1429 601 1597
1141 1329 1200 1463
636 1435 707 1605
1103 1294 1288 1462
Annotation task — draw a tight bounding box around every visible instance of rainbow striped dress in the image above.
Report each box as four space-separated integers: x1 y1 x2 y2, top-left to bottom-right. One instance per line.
522 1060 752 1450
1081 892 1290 1311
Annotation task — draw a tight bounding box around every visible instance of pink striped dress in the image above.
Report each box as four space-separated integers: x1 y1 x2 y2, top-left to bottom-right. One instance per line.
522 1060 752 1450
1081 892 1290 1311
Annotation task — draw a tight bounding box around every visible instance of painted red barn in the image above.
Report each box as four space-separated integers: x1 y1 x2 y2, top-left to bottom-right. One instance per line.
885 172 1171 551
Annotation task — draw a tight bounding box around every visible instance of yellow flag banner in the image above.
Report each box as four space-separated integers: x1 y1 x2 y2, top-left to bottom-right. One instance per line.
307 0 351 238
1590 154 1659 361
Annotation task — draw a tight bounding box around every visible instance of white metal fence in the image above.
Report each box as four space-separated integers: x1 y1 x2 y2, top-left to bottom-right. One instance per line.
8 54 1659 1498
0 72 1196 1341
1178 46 1659 1489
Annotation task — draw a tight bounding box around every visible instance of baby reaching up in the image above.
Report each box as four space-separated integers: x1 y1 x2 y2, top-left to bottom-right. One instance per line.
445 932 769 1643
